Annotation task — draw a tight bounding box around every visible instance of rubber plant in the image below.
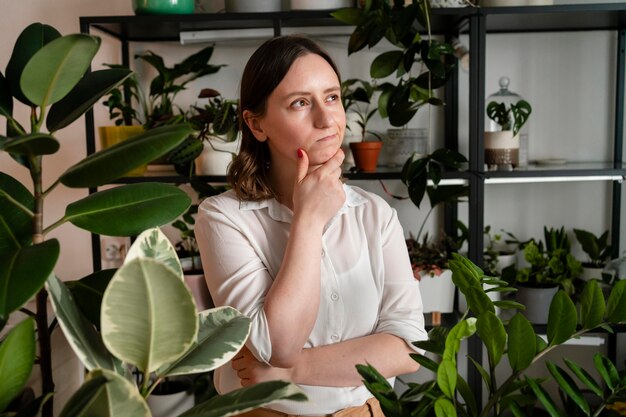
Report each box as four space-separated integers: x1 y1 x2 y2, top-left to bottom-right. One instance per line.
356 253 626 417
0 23 306 417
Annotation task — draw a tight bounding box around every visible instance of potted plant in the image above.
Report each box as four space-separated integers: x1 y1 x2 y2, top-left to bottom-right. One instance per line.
341 78 383 172
573 228 613 281
356 253 626 417
483 225 517 277
514 226 582 324
484 98 532 169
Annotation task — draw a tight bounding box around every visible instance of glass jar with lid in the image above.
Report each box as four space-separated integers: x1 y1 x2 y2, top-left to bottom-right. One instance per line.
484 76 530 170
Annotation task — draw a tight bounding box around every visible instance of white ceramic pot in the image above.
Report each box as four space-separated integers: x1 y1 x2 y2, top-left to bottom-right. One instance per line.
289 0 353 10
195 138 239 176
147 383 194 417
417 269 455 313
515 285 559 324
579 266 604 282
484 130 519 168
225 0 281 12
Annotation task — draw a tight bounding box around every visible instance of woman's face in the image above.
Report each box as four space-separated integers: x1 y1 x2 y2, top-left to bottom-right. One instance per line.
248 53 345 168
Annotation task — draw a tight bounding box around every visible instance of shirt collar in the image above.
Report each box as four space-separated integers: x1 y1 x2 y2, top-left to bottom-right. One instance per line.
239 184 368 223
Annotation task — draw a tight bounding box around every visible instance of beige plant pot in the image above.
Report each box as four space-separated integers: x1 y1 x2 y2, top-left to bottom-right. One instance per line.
484 130 520 168
98 126 147 176
417 269 455 314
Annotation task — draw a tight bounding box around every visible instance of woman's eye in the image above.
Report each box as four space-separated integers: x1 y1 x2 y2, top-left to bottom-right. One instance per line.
326 94 339 103
291 99 307 108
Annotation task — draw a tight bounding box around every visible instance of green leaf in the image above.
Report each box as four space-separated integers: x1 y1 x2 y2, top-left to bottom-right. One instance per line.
0 240 59 324
21 34 100 108
58 374 108 417
546 361 589 415
331 8 363 26
81 369 150 417
579 280 605 329
65 183 191 237
0 72 12 118
47 274 123 374
606 279 626 323
1 133 59 156
0 318 35 412
161 306 251 376
434 397 457 417
507 313 536 372
563 358 603 396
124 227 182 278
443 318 477 362
101 257 198 373
593 352 620 391
180 380 307 417
0 172 33 253
47 68 132 132
410 353 440 373
60 124 192 188
468 356 492 392
547 290 577 346
436 358 457 399
371 51 404 79
6 23 61 106
477 311 506 367
455 375 478 417
66 269 116 330
525 377 564 417
465 285 495 318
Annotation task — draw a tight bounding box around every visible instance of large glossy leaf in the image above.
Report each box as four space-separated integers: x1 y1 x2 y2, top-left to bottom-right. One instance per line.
81 369 150 417
6 23 61 106
1 133 59 156
0 240 59 324
21 34 100 108
47 274 122 374
180 380 306 417
162 306 251 376
436 358 457 399
477 311 506 367
0 72 12 118
66 269 116 330
0 318 35 412
606 279 626 323
546 361 589 415
546 290 577 346
65 183 191 236
507 313 536 372
593 352 620 390
60 124 192 188
125 227 182 277
434 397 457 417
101 257 198 373
443 318 476 362
58 374 108 417
0 172 33 253
579 280 605 329
47 68 133 132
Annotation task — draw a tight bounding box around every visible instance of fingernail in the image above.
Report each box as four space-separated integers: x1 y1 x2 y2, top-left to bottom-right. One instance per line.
297 148 303 159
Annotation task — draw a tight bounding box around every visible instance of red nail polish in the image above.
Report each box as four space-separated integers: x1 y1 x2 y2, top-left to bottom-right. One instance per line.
297 149 303 159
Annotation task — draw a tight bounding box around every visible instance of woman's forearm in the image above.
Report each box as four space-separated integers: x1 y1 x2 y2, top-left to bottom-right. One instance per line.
291 333 420 387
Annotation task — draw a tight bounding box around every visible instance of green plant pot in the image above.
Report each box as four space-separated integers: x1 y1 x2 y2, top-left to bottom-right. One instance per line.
133 0 195 14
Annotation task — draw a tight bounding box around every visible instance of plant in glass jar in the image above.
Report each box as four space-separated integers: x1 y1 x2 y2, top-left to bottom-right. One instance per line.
573 228 613 283
484 96 532 169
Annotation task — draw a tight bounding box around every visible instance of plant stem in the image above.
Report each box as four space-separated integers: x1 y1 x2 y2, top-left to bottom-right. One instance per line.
0 189 34 217
416 205 435 242
43 216 67 236
42 177 61 198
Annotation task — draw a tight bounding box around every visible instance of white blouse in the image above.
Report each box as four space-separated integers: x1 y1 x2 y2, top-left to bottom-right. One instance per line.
195 184 426 415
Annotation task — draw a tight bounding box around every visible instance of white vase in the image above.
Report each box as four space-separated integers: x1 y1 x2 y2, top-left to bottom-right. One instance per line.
484 130 519 168
147 387 194 417
579 265 604 282
515 285 559 324
418 269 455 314
195 138 239 176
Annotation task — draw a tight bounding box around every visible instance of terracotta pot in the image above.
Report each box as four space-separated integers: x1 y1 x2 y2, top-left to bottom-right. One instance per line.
349 141 382 172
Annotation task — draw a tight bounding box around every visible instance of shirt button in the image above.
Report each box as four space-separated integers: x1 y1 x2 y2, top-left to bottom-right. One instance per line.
321 250 325 257
331 292 339 301
331 334 339 341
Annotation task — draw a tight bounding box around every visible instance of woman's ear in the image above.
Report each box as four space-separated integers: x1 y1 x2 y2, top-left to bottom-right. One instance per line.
243 110 267 142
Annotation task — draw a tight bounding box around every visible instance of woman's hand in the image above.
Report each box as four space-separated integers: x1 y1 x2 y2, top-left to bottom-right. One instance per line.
231 346 293 386
292 147 345 227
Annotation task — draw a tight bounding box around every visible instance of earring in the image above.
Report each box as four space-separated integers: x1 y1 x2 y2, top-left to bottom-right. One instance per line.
264 160 270 170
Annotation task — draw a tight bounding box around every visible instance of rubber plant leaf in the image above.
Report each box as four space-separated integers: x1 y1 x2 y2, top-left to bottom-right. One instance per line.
507 313 536 373
161 306 251 377
124 227 182 278
5 22 61 106
64 183 191 237
0 240 59 325
60 124 192 188
47 68 133 132
606 279 626 323
0 318 35 412
0 72 12 118
180 380 306 417
47 274 123 375
101 257 198 373
80 369 150 417
21 34 101 109
58 374 108 417
66 269 116 331
477 310 506 367
579 280 605 330
1 133 59 156
546 290 577 346
0 172 33 253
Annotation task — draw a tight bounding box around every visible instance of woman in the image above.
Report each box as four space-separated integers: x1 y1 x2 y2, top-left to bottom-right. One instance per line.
195 35 426 416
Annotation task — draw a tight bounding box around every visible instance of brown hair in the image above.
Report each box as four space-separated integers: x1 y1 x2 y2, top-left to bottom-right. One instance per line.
228 35 341 201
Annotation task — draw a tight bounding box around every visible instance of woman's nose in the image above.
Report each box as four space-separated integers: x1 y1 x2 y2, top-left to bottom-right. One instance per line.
313 103 334 129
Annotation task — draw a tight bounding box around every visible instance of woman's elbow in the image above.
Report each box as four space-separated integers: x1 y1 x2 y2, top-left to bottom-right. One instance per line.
269 348 301 368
